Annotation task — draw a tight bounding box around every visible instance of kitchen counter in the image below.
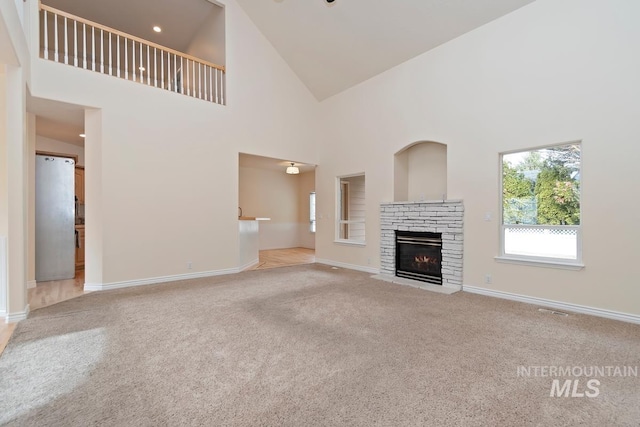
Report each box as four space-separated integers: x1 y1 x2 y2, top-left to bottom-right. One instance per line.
238 217 269 271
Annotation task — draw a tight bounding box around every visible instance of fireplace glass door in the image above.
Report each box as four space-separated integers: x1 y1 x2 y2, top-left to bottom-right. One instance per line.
395 231 442 284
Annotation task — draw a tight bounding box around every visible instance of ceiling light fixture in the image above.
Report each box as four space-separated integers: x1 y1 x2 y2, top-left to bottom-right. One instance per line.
286 162 299 175
79 133 86 138
139 66 146 71
153 26 162 33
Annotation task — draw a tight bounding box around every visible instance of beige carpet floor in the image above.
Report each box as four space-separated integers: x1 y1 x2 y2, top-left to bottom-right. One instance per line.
0 264 638 426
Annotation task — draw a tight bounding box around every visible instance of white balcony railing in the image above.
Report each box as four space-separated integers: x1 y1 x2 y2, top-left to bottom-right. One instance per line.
39 4 226 105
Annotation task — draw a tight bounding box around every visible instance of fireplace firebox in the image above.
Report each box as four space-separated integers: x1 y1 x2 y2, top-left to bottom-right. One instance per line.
395 231 443 285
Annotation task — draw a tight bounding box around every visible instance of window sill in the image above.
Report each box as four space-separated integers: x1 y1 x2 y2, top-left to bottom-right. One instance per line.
334 239 366 247
494 255 584 270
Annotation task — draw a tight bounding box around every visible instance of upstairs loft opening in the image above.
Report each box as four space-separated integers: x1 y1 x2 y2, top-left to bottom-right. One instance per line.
39 0 226 104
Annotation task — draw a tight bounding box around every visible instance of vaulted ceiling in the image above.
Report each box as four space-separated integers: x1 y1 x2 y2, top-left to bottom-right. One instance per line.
234 0 536 100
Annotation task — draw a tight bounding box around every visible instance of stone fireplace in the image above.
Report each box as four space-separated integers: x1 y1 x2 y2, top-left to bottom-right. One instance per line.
380 200 463 290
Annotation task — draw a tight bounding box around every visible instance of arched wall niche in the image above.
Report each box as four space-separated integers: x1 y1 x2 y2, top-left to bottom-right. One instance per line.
394 141 447 202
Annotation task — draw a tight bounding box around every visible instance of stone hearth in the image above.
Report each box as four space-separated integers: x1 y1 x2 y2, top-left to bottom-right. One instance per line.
380 200 464 290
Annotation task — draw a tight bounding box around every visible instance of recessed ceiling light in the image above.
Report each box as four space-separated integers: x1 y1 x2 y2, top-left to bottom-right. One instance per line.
153 26 162 33
79 133 86 138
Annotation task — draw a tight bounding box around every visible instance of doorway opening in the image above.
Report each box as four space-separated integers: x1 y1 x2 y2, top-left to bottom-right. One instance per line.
238 153 316 269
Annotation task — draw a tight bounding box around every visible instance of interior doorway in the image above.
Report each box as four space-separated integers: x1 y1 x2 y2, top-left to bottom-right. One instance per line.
28 97 86 288
238 153 316 267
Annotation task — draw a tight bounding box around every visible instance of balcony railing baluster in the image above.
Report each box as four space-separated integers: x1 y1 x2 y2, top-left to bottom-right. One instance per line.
82 23 86 69
108 32 112 76
73 20 77 67
63 16 68 65
159 50 162 88
53 12 58 62
100 29 104 74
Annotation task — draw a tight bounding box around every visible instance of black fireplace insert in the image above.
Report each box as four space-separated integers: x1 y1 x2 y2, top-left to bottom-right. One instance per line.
395 231 442 285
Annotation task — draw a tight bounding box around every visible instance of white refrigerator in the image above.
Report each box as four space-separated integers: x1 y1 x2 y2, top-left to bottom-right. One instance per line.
35 154 76 281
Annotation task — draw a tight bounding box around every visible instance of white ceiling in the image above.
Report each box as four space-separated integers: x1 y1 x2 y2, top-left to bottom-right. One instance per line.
28 96 85 146
42 0 219 53
240 153 315 174
235 0 535 100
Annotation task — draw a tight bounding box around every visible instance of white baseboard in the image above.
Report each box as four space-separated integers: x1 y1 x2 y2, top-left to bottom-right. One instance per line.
239 259 259 272
372 274 460 294
84 267 240 292
315 258 379 275
5 304 30 323
463 285 640 325
83 282 105 291
27 280 37 289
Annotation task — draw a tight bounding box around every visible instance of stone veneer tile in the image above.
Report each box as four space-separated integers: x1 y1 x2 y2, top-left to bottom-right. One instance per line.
380 201 464 288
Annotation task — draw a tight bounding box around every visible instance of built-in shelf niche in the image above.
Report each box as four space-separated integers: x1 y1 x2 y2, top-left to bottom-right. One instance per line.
394 141 447 202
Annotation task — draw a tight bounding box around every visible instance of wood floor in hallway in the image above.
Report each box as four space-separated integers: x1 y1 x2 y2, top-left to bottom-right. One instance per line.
253 247 316 270
0 271 86 355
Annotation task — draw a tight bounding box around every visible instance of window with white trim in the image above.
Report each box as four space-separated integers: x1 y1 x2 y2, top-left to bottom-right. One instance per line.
500 143 581 264
309 192 316 233
336 174 365 243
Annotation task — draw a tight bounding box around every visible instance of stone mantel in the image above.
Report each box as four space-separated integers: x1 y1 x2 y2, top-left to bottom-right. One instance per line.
380 200 464 290
382 199 463 205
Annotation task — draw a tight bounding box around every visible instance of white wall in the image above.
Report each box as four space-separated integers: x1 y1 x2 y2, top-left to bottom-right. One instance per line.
316 0 640 316
0 0 29 69
239 167 315 250
0 70 7 316
3 64 28 317
297 171 315 249
407 142 447 201
186 5 225 66
0 69 7 238
27 113 35 287
27 0 320 286
239 166 299 250
13 0 23 27
0 0 31 320
35 135 84 166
